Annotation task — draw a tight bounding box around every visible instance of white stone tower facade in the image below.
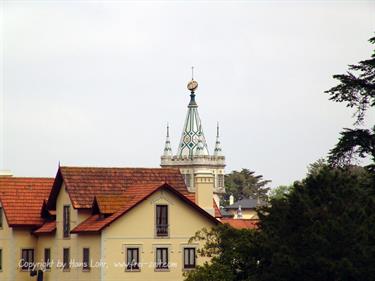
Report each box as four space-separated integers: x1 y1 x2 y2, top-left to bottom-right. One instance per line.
161 77 226 202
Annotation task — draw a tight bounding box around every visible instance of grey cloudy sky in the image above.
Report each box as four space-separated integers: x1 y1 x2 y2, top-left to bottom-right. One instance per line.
1 1 374 188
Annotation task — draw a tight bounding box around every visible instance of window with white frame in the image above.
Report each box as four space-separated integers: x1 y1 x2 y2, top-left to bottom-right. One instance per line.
21 249 34 271
183 174 192 187
126 248 140 271
44 248 51 270
155 248 168 270
217 174 224 188
183 247 196 269
83 248 90 271
63 248 70 271
156 205 168 237
63 205 70 238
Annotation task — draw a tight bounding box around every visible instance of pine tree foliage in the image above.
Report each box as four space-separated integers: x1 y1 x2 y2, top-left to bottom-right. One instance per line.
256 167 375 281
325 36 375 124
185 167 375 281
325 36 375 167
224 169 271 204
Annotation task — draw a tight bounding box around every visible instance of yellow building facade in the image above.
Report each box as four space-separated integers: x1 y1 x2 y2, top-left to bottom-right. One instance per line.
0 167 221 281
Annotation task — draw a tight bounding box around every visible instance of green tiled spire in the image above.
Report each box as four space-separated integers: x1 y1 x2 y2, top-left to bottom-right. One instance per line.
214 122 223 156
163 123 173 157
178 81 209 157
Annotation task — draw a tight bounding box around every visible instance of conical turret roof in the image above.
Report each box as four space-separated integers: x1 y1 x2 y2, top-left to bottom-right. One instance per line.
163 124 173 157
177 81 209 157
214 122 223 157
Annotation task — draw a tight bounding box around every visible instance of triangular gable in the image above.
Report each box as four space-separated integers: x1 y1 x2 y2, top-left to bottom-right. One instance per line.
71 183 220 233
46 166 187 210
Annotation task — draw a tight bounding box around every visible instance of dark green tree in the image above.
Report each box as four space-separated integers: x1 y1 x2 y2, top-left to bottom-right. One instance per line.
184 224 259 281
256 166 375 281
268 184 293 200
185 167 375 281
307 158 328 176
224 169 271 204
325 36 375 168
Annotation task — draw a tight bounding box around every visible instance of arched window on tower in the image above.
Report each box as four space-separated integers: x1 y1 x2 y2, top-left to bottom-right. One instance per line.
183 174 192 188
217 174 224 188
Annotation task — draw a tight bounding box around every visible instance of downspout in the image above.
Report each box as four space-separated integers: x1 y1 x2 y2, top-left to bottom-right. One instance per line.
100 230 105 281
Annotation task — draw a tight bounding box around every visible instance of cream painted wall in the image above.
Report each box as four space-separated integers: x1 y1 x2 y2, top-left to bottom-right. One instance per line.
37 234 101 281
180 167 225 192
227 209 259 219
0 205 39 281
13 229 38 281
0 205 12 281
49 183 101 281
195 172 214 216
102 189 217 281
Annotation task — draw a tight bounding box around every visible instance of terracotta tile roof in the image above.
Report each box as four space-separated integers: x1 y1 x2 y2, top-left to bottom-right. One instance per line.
47 167 187 209
95 194 135 214
0 177 54 227
72 183 220 233
221 218 259 229
213 199 222 218
33 221 56 235
93 186 221 217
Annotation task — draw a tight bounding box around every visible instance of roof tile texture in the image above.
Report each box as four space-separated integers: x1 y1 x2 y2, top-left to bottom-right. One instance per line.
59 167 186 209
34 221 56 234
221 218 259 229
72 183 220 233
0 177 54 227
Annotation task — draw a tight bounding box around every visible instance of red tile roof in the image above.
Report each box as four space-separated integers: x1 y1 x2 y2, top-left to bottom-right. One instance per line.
0 177 54 227
33 221 56 235
72 183 220 233
47 167 187 209
95 194 135 215
221 218 259 229
213 199 222 218
0 167 221 232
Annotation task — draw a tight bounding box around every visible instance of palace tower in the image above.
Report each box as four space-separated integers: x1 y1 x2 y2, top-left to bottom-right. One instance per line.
160 77 226 204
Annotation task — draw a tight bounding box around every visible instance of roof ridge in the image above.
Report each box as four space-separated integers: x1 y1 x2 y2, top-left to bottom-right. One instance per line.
0 177 54 180
60 166 180 170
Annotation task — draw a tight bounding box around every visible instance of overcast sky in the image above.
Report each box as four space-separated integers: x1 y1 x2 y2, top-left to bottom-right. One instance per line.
1 1 374 188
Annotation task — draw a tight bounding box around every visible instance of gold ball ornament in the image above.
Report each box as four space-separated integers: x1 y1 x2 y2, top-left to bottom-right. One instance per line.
187 80 198 92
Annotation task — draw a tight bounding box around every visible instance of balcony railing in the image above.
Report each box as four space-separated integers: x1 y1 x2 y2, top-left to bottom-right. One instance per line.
156 224 169 237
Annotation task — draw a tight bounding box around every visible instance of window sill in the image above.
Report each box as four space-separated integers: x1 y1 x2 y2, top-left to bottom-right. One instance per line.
183 267 196 271
155 235 170 239
125 269 141 272
155 268 170 272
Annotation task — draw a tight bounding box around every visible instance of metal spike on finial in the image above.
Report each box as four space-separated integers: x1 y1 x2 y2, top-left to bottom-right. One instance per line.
216 122 220 138
191 66 194 80
167 122 170 138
